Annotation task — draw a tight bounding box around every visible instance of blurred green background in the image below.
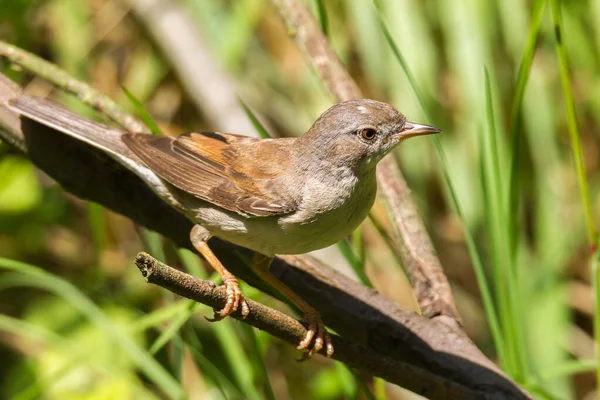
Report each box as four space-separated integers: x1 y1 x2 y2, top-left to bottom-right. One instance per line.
1 0 599 399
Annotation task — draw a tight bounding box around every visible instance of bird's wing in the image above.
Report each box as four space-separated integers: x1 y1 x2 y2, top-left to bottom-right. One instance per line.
122 131 297 217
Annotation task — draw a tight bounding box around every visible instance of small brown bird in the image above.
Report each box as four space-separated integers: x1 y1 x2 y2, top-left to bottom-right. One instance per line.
8 96 440 357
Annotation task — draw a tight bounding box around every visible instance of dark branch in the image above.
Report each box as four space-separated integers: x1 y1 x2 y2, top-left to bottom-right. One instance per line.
135 252 499 400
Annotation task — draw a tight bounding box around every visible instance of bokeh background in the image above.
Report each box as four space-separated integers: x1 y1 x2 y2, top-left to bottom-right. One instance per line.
1 0 599 399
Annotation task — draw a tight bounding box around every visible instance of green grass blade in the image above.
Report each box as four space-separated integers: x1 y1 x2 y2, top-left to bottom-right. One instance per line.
241 324 276 400
211 321 263 400
0 314 154 400
175 249 263 400
371 4 428 113
483 68 505 230
333 363 358 399
549 0 597 247
149 302 200 355
0 313 65 348
483 68 523 377
166 319 186 381
137 233 186 380
539 359 596 380
312 0 329 36
509 0 546 133
478 127 511 373
352 227 365 266
122 85 163 135
131 299 195 333
176 247 204 276
212 320 263 400
182 325 246 399
87 202 105 262
594 251 600 393
350 369 376 400
138 228 166 262
374 376 387 400
507 0 546 257
239 99 271 138
0 258 184 400
437 127 506 372
337 239 372 287
367 211 406 273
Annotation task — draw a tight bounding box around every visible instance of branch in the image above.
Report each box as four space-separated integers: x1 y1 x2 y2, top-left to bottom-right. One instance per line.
268 0 460 326
134 252 479 400
376 158 461 321
0 41 147 134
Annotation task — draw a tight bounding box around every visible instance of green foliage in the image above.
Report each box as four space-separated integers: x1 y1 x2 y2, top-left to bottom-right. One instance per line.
0 257 184 399
122 86 164 136
0 156 41 214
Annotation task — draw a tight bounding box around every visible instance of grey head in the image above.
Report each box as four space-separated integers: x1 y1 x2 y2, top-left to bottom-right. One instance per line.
299 99 440 171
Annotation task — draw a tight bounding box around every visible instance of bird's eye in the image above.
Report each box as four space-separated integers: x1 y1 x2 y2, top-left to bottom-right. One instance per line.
358 128 377 141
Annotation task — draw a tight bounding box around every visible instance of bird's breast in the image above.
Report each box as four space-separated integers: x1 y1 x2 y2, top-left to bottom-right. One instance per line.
185 169 377 256
274 170 377 253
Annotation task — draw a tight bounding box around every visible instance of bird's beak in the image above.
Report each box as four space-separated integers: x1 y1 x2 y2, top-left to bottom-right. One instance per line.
397 121 441 139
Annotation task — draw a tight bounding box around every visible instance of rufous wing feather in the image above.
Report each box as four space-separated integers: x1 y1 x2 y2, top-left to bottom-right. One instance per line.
122 132 296 217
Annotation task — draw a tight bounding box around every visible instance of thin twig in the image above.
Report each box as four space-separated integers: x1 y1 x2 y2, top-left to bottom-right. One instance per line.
0 40 147 133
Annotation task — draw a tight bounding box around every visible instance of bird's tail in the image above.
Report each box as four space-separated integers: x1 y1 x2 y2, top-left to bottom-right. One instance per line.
7 95 186 211
7 95 137 163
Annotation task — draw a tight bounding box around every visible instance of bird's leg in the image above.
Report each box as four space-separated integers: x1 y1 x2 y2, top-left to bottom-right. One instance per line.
190 225 249 320
251 252 334 358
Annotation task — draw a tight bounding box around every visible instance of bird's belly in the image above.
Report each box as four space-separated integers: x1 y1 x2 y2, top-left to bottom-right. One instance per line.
184 188 375 256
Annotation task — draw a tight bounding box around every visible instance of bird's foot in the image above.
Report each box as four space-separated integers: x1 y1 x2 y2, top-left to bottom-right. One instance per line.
207 275 250 321
297 310 334 359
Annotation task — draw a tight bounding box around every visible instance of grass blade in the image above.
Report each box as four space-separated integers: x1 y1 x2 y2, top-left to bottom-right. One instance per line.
239 99 271 138
337 239 372 287
506 0 546 259
122 85 163 135
149 302 200 355
312 0 329 36
483 68 525 378
509 0 547 132
594 251 600 393
131 299 195 333
540 359 596 380
0 258 184 399
175 249 264 400
182 325 246 399
350 369 376 400
138 228 166 262
241 324 276 400
549 0 597 248
87 202 105 263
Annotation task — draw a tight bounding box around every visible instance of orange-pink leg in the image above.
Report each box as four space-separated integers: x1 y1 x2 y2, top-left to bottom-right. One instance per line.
251 253 334 358
191 225 249 319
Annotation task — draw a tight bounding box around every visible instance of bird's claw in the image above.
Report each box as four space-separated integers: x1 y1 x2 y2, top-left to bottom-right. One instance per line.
206 276 249 322
297 311 333 359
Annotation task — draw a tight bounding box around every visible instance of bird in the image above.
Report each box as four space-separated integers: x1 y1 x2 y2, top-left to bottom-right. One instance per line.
7 96 440 357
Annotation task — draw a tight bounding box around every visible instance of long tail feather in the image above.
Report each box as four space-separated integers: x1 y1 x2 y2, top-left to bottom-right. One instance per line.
7 96 136 161
7 95 185 211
